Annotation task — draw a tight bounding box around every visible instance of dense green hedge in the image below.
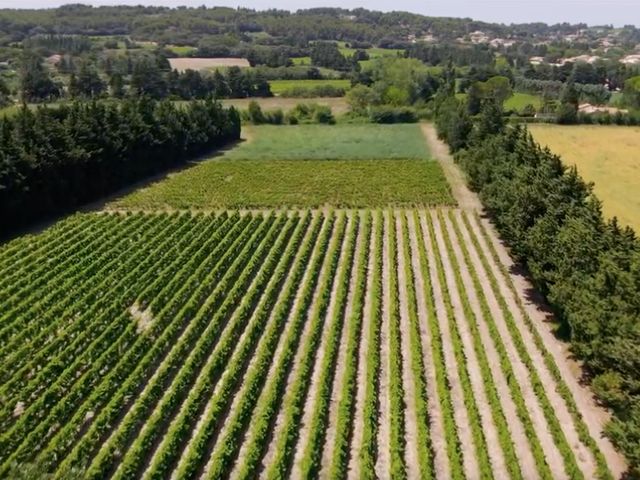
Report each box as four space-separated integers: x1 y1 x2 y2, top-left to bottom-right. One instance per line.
436 100 640 472
0 98 240 233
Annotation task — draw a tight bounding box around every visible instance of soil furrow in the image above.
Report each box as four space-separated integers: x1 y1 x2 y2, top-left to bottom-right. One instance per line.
419 211 480 480
451 213 569 480
346 213 378 479
444 212 539 479
394 211 422 479
470 214 614 477
374 212 391 479
407 212 451 480
318 213 364 476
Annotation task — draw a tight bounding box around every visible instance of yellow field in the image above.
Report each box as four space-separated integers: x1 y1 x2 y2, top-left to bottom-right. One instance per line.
530 125 640 231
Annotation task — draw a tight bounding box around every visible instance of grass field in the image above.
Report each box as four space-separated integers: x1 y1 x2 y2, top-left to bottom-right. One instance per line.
0 208 617 479
166 45 198 56
224 124 431 160
504 93 542 111
269 79 351 94
109 159 453 209
456 92 542 113
530 125 640 230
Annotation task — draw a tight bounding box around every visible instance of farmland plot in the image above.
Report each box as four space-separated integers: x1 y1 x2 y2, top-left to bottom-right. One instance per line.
0 208 618 479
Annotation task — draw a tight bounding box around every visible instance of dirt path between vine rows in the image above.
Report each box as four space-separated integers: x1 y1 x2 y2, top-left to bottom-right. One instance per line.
469 212 627 478
347 214 377 479
232 218 335 477
431 211 509 477
421 124 481 211
319 216 365 475
443 212 540 479
419 211 479 480
394 212 422 480
289 213 355 478
407 213 450 480
374 212 391 478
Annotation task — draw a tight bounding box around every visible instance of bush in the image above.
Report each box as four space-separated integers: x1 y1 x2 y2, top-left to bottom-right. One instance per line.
369 106 418 124
279 85 346 98
314 105 336 124
288 103 335 124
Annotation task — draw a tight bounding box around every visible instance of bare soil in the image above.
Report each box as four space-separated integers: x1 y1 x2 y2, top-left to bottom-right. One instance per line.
374 212 391 479
434 212 509 477
406 213 451 480
319 215 364 476
420 211 480 480
470 213 626 477
249 214 339 475
394 212 422 480
421 124 481 211
168 57 250 72
347 214 377 479
449 210 540 479
288 214 354 478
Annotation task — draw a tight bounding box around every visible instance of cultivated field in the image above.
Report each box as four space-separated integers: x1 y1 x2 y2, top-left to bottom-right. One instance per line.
530 125 640 230
0 121 624 479
224 124 432 160
109 159 453 210
167 57 250 72
0 208 617 479
108 124 454 210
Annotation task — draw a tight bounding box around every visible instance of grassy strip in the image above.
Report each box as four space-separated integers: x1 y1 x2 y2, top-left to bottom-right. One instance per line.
469 212 613 480
257 212 347 479
441 211 524 480
358 211 383 479
186 216 344 478
458 212 584 480
296 213 360 479
386 212 407 479
426 211 493 480
413 211 465 479
399 212 434 479
328 212 372 478
112 215 293 479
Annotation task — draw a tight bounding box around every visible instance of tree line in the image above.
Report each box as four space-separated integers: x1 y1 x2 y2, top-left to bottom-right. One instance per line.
436 94 640 473
0 98 240 233
17 49 272 102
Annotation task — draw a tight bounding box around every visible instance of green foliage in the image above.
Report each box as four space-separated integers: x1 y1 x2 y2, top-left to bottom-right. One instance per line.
435 96 472 152
450 122 640 474
369 106 418 123
111 158 454 210
311 42 350 71
367 57 440 106
19 50 61 102
623 76 640 109
0 98 240 232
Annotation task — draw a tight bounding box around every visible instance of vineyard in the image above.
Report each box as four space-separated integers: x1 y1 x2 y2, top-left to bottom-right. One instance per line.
0 208 621 479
